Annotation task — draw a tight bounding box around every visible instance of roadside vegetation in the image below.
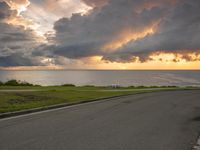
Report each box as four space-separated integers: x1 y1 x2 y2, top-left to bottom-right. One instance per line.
0 80 35 86
0 80 199 113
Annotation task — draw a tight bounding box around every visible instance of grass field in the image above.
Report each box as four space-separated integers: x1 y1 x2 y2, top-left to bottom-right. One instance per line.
0 85 199 113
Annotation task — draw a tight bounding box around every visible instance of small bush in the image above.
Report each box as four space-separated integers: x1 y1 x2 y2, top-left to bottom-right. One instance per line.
160 85 177 88
149 86 159 88
62 84 76 87
4 80 19 86
3 80 34 86
137 86 145 88
19 81 34 86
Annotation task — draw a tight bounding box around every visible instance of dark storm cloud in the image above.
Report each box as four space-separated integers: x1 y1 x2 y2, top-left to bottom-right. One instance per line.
103 0 200 62
1 0 200 67
49 0 168 59
40 0 200 63
0 1 17 20
0 22 40 66
33 42 103 59
0 1 43 67
0 53 40 67
0 24 36 42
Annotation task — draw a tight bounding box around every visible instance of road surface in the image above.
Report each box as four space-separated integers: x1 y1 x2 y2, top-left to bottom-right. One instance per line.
0 90 200 150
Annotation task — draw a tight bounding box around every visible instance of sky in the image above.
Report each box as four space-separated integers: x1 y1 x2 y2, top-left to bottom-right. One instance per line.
0 0 200 70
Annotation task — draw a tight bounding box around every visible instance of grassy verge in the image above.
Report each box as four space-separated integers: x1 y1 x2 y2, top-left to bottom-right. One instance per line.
0 85 199 113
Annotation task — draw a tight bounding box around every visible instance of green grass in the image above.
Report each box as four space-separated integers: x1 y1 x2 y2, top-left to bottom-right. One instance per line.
0 86 199 113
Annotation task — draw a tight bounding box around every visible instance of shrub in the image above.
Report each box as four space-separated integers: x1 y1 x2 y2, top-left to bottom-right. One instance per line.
4 80 19 86
4 80 34 86
19 81 34 86
62 84 76 87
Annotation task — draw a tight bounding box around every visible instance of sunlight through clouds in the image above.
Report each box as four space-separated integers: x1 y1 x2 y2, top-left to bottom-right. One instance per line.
0 0 200 69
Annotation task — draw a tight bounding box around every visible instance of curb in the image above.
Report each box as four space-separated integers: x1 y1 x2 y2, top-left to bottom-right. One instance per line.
0 89 199 119
0 94 131 119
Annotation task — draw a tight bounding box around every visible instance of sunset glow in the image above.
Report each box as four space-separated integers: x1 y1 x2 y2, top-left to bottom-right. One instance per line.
102 27 155 51
0 0 200 70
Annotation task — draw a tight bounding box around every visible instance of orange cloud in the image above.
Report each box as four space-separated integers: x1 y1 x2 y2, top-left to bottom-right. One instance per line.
102 26 156 51
150 52 200 63
2 0 34 30
2 54 200 70
79 53 200 70
3 0 30 14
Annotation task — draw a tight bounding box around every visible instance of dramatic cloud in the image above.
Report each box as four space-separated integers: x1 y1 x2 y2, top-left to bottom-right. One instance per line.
0 0 92 67
40 0 165 58
103 0 200 62
1 0 200 69
22 0 91 34
2 0 30 12
0 1 43 66
0 1 17 21
35 0 198 64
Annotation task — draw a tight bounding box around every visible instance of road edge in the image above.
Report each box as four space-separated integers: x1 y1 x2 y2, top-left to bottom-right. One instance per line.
0 89 199 120
0 93 135 119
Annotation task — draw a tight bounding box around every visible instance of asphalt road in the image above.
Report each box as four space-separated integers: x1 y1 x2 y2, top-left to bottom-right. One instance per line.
0 90 200 150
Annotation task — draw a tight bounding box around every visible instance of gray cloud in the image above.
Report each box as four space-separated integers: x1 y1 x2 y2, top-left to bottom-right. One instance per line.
48 0 167 59
0 1 17 21
0 1 43 67
40 0 200 63
0 53 39 67
1 0 200 67
102 0 200 62
82 0 108 8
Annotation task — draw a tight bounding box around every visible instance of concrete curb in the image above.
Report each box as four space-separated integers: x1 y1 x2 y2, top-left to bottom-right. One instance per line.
0 89 199 119
0 94 131 119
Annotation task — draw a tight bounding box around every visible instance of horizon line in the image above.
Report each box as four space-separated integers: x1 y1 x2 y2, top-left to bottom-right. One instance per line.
0 69 200 71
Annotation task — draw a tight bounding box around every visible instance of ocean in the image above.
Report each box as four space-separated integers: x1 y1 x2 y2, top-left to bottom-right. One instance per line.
0 70 200 87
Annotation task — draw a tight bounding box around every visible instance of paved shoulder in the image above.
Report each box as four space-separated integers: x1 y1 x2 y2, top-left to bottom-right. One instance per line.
0 90 200 150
